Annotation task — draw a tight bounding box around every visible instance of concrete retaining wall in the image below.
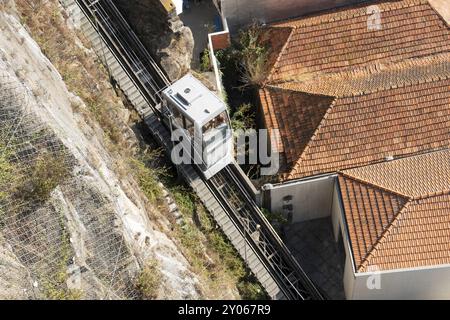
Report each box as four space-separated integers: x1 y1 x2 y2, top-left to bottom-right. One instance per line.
262 175 335 224
220 0 368 33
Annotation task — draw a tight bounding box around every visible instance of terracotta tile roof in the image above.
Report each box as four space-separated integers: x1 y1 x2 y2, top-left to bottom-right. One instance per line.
338 174 409 271
258 0 450 181
259 87 334 170
267 0 450 83
277 52 450 97
338 150 450 272
261 76 450 180
343 149 450 198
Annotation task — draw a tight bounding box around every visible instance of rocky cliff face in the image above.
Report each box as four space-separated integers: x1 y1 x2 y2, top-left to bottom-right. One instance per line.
0 0 249 300
114 0 194 81
0 2 199 299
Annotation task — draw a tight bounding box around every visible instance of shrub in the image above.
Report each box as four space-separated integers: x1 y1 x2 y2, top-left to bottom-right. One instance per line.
238 22 269 87
19 152 71 202
172 187 196 217
200 48 212 72
44 286 83 300
136 259 161 300
262 207 288 225
231 103 256 131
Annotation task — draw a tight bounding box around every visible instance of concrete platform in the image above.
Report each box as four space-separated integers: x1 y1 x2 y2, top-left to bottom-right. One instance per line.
284 217 346 300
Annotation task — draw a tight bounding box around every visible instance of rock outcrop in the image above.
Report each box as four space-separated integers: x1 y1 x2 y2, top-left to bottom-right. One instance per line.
0 6 198 299
114 0 194 81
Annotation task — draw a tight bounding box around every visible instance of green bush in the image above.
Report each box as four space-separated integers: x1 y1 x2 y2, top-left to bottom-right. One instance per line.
237 278 267 300
200 48 212 72
19 152 71 202
44 286 83 300
231 103 256 131
238 23 269 87
171 187 196 217
136 260 161 300
261 207 288 225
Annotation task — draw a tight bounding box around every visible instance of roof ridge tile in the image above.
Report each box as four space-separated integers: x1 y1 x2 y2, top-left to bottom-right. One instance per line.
339 171 413 199
266 27 295 83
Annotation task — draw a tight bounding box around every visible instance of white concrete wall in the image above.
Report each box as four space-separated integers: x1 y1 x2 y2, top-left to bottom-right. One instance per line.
173 0 183 15
343 253 356 299
220 0 368 33
345 264 450 300
266 175 335 223
331 182 358 299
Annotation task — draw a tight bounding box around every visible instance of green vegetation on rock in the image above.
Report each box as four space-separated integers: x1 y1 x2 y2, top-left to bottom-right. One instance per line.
136 259 162 300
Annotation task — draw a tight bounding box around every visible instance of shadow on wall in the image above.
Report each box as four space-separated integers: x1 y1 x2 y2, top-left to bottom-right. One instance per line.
221 0 370 33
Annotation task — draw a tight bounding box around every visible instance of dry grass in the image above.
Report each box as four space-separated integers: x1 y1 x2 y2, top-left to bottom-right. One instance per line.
136 259 161 300
168 185 266 299
18 152 71 202
15 0 131 154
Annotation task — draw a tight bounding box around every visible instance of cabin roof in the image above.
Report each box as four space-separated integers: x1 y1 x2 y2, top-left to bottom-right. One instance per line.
163 73 226 126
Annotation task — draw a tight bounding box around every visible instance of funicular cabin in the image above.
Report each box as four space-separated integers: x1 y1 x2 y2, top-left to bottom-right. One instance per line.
162 74 233 179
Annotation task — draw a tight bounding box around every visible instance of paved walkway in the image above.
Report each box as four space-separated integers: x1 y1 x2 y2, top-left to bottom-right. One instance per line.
179 0 220 68
284 217 346 300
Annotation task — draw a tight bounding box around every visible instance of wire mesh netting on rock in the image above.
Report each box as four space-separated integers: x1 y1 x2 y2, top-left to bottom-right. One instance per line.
0 69 142 300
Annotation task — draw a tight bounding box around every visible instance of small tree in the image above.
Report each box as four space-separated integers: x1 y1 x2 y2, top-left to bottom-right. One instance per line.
238 22 269 87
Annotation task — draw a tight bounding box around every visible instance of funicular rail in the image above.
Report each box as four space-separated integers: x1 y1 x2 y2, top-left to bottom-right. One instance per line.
208 166 325 300
68 0 325 300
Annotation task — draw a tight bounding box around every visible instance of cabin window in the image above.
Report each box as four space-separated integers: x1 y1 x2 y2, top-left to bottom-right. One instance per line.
184 117 195 136
170 105 183 128
202 111 228 134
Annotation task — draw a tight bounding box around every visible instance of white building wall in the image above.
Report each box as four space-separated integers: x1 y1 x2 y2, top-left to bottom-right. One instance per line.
220 0 368 33
345 264 450 300
265 175 335 223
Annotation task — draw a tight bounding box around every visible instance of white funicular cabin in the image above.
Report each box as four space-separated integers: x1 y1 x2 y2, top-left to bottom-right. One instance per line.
162 74 233 179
